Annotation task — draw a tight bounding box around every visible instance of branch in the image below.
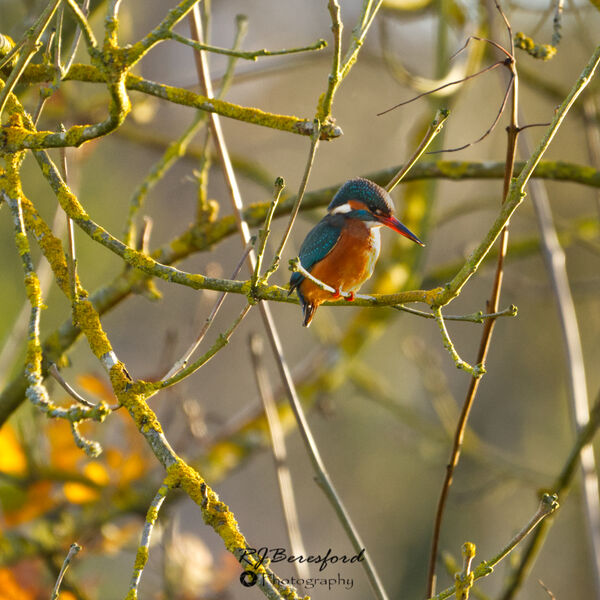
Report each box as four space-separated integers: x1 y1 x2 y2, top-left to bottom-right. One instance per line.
128 481 170 598
435 43 600 307
168 30 326 61
429 494 559 600
0 0 62 118
50 543 81 600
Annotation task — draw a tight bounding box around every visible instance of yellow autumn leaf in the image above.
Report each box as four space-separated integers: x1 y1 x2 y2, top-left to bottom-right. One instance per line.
47 420 84 471
63 482 100 504
0 425 27 476
83 461 110 486
0 568 34 600
63 461 109 504
105 449 148 485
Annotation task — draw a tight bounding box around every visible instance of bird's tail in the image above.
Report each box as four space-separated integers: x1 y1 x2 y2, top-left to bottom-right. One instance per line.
302 302 317 327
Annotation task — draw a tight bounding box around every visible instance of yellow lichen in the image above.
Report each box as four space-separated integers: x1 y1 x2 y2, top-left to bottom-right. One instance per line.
24 273 42 308
123 248 156 271
73 300 113 359
14 232 29 256
111 366 164 436
133 546 149 570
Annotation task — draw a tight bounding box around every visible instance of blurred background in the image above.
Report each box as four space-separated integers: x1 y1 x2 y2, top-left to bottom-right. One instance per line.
1 1 600 599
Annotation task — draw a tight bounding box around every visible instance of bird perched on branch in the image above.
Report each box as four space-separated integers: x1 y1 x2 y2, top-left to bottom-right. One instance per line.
289 177 424 327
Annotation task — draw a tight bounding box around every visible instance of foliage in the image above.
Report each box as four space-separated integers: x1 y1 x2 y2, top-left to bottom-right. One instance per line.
1 1 600 599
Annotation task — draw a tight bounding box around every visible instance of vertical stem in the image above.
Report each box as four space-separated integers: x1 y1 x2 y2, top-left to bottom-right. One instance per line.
188 9 389 600
425 12 519 595
249 334 310 585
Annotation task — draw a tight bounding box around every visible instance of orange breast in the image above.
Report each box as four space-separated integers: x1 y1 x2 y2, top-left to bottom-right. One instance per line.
299 221 380 306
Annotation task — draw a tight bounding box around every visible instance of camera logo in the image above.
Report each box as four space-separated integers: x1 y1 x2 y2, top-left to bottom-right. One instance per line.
240 570 258 587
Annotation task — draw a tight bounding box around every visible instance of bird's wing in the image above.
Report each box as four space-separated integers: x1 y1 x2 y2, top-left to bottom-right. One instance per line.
289 217 342 293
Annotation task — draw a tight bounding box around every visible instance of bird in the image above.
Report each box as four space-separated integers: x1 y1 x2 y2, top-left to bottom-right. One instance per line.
288 177 424 327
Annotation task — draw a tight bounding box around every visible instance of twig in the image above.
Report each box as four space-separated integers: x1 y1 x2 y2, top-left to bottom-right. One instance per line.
377 61 505 115
50 542 81 600
251 177 285 290
262 123 321 281
386 109 449 193
157 302 252 389
500 120 600 595
70 421 102 457
188 8 389 600
162 246 252 381
426 5 519 595
4 186 108 455
319 0 382 119
455 542 476 600
393 304 517 322
429 494 559 600
248 334 310 584
0 204 65 389
442 552 491 600
64 0 97 50
32 4 64 125
432 307 485 377
320 0 343 120
168 30 326 61
538 579 557 600
59 139 78 307
48 363 96 408
500 389 600 600
429 74 514 154
128 481 170 598
0 0 62 118
64 0 91 73
124 14 249 247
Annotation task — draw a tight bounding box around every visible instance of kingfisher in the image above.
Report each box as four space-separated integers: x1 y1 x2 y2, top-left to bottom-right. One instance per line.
289 177 424 327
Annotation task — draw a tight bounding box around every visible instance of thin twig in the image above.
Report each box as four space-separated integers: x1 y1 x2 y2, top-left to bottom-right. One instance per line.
162 246 252 381
0 0 62 118
429 494 559 600
393 304 517 322
0 204 65 389
50 542 81 600
70 420 102 457
188 9 389 600
158 302 252 390
248 334 310 584
454 542 476 600
262 123 321 281
59 139 78 307
64 0 91 73
168 30 326 61
48 364 96 408
432 307 485 377
378 61 505 115
429 75 514 154
251 177 285 290
128 481 170 597
426 4 519 594
386 109 449 192
502 117 600 595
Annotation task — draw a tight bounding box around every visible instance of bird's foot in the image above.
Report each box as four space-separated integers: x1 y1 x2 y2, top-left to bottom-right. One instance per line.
344 291 355 302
